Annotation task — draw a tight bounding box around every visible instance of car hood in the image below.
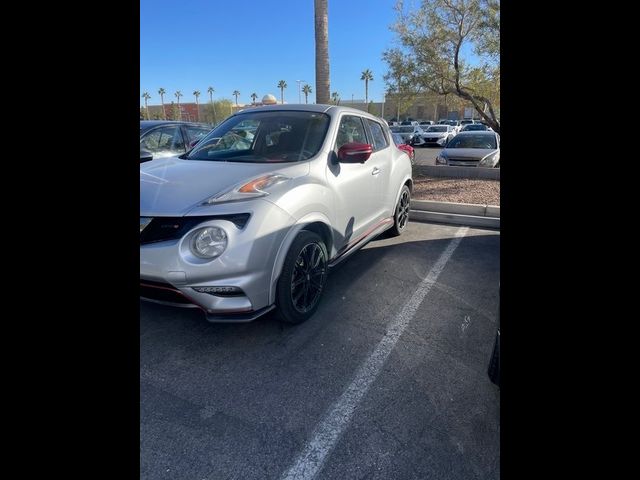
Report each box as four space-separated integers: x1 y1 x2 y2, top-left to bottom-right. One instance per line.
140 156 307 216
441 148 497 159
423 132 447 137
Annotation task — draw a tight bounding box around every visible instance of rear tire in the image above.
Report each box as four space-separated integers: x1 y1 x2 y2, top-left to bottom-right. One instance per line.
388 185 411 237
276 230 328 324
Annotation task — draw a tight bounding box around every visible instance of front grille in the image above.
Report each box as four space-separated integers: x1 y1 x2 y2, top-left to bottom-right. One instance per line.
448 157 479 162
140 280 194 305
140 214 250 244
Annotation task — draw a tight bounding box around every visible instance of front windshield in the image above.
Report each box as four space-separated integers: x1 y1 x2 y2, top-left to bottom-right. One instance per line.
427 126 448 132
187 111 330 162
445 134 497 149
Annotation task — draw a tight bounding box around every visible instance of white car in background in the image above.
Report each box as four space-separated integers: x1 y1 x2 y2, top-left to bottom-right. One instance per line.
412 125 456 147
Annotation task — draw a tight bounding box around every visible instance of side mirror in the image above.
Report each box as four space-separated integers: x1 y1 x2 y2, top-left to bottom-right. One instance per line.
337 143 373 163
140 149 154 163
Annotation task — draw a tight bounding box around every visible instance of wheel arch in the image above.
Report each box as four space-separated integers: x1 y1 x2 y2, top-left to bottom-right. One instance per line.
268 213 334 305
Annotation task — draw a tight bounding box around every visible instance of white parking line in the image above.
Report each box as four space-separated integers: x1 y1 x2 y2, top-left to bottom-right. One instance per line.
280 226 469 480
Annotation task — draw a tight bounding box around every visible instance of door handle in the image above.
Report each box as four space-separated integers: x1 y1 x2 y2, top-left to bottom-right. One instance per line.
372 167 380 175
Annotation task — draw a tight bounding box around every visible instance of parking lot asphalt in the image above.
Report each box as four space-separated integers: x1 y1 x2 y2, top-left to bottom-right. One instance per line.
414 146 442 166
140 220 500 480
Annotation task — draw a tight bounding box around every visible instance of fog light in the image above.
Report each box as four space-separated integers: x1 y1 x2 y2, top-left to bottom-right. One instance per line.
193 286 243 296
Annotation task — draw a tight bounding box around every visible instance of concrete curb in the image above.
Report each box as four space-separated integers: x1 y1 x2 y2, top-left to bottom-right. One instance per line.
410 199 500 229
414 164 500 180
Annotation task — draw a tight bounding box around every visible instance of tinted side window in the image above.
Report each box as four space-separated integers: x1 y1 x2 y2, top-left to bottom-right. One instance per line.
366 119 388 151
185 126 211 143
335 115 368 150
141 126 185 156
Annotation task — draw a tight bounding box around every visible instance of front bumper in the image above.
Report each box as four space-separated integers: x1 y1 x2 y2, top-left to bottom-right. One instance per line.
139 279 276 322
140 199 295 322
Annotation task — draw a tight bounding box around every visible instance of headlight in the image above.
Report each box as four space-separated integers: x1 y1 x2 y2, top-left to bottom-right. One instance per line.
479 152 499 167
201 174 290 205
190 226 228 259
436 155 447 165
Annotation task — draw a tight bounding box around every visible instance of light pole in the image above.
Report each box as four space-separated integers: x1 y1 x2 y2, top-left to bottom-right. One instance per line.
296 80 305 104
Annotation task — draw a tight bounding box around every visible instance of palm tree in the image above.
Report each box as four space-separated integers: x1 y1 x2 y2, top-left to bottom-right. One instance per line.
174 91 183 120
158 87 166 119
207 86 216 124
277 80 287 104
331 91 340 105
193 90 201 121
232 90 240 106
314 0 330 104
302 84 312 104
251 92 258 104
142 92 151 120
361 69 373 110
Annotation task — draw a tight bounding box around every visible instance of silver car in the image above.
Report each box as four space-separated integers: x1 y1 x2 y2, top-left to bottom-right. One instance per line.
435 131 500 167
140 105 413 324
413 125 456 147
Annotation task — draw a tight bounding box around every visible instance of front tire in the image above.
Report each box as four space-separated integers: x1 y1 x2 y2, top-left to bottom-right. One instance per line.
389 185 411 236
276 230 328 324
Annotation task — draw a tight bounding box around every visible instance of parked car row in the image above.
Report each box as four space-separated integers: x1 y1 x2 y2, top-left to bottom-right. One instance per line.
390 124 458 147
388 118 493 133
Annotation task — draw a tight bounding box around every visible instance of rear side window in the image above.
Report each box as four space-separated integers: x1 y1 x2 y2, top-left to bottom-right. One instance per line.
185 126 211 143
366 119 388 151
141 126 185 156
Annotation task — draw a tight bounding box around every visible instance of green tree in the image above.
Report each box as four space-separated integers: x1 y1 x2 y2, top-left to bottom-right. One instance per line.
232 90 240 105
331 91 340 105
302 84 312 104
207 86 217 124
158 87 166 119
142 92 151 120
277 80 287 104
174 91 183 120
383 0 500 133
203 99 233 125
314 0 330 104
360 69 374 110
251 92 258 104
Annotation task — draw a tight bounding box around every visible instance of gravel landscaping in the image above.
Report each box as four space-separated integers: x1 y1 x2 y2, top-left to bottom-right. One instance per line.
412 174 500 205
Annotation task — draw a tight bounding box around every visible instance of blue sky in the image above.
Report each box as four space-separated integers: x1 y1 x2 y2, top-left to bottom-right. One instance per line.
140 0 406 106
